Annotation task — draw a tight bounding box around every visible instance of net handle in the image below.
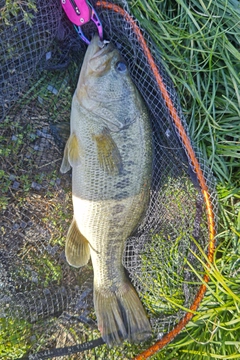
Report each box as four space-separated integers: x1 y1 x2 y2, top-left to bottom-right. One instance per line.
95 2 216 358
17 337 105 360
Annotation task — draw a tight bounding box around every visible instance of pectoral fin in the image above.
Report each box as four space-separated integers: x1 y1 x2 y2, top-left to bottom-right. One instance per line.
93 128 122 175
60 133 82 173
60 141 71 173
65 218 90 268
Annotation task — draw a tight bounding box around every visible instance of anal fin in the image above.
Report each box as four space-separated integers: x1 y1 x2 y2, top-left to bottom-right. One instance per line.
65 218 90 268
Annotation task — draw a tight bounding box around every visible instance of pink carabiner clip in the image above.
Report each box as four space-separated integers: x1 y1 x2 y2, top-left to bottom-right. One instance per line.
61 0 103 44
61 0 91 26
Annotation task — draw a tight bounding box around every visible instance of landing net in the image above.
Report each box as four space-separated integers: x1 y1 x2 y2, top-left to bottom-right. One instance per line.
0 1 217 358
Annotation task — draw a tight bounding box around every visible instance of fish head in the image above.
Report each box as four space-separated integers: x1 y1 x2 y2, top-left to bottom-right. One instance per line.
75 35 143 132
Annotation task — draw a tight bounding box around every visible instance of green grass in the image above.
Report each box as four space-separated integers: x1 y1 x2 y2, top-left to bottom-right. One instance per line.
128 0 240 357
150 194 240 359
130 0 240 186
1 0 37 26
0 317 34 359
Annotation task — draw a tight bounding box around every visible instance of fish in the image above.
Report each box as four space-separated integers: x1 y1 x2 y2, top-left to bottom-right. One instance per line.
60 35 152 346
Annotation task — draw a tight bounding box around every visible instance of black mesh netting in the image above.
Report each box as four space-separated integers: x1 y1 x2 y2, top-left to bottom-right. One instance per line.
0 0 217 359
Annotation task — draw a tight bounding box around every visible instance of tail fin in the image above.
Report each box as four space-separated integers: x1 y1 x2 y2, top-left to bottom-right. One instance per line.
94 280 151 346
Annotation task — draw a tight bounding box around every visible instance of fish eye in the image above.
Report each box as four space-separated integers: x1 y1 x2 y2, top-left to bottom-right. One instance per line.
115 61 127 73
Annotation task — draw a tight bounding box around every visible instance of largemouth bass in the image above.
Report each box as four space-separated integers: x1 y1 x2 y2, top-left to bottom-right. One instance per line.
60 35 152 346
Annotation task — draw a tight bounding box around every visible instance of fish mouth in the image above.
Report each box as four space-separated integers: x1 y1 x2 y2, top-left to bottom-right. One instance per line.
77 35 116 86
90 35 115 59
83 35 118 75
